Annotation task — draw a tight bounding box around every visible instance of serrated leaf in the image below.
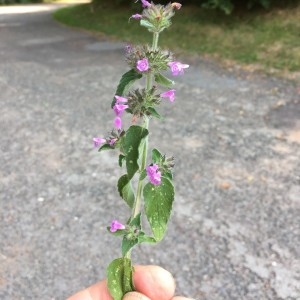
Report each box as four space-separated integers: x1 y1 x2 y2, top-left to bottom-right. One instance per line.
107 258 134 300
152 148 163 163
118 174 135 208
147 107 161 119
123 125 149 179
154 73 175 88
112 69 142 107
143 177 175 241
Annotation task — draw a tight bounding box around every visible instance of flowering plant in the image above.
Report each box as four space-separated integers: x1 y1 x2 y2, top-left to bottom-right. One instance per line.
93 1 188 299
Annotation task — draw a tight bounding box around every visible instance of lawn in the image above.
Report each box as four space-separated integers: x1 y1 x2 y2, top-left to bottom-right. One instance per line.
53 2 300 79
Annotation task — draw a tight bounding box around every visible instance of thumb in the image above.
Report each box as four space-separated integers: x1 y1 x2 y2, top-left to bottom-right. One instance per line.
123 291 150 300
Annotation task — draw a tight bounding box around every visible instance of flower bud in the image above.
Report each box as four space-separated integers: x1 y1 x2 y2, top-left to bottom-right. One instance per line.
171 2 182 10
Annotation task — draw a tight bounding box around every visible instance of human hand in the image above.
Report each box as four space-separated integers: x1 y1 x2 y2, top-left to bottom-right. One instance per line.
67 265 193 300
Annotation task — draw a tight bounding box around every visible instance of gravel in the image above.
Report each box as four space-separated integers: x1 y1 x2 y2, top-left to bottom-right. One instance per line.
0 4 299 300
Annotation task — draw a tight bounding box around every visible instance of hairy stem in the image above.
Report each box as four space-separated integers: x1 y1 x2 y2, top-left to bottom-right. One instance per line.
131 32 159 219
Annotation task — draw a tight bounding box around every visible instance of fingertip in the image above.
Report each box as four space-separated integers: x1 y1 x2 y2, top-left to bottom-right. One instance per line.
123 291 150 300
133 265 176 300
67 280 112 300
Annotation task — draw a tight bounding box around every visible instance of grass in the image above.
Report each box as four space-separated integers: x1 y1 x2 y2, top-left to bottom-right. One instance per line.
53 3 300 79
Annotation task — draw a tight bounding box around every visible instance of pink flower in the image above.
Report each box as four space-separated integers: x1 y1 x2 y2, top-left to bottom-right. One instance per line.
131 13 143 19
93 137 106 147
114 116 122 130
113 104 128 116
108 138 117 146
161 89 176 102
171 2 182 9
146 164 161 185
141 0 151 8
136 58 149 72
168 61 189 76
114 95 128 104
110 220 126 232
125 44 133 53
113 96 128 130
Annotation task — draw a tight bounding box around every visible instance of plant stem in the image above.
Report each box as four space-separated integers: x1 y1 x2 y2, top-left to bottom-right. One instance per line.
152 32 159 50
131 32 159 219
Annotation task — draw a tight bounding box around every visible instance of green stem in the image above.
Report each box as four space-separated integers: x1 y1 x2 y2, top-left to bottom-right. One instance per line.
152 32 159 50
132 119 148 218
131 32 159 219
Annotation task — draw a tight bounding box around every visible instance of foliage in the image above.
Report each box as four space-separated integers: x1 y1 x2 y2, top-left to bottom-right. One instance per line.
54 3 300 75
91 0 300 14
1 0 42 4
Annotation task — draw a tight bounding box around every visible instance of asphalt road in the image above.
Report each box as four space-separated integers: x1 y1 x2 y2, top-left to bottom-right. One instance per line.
0 4 299 300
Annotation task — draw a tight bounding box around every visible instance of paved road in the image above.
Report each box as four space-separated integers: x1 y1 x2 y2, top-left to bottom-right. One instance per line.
0 4 299 300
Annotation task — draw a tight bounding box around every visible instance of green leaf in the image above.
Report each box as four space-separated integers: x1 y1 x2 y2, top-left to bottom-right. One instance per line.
98 144 112 152
123 125 149 179
152 148 163 163
143 177 175 241
129 213 141 228
106 227 125 237
122 236 138 256
138 232 157 244
112 69 142 107
140 19 156 31
121 213 142 256
118 175 135 208
163 171 173 181
119 154 126 167
154 73 175 88
147 107 161 119
107 258 134 300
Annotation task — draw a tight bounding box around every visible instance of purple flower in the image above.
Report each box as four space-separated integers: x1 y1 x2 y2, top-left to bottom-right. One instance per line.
110 220 125 232
136 58 149 72
114 95 128 104
113 103 128 116
108 138 117 146
125 44 133 53
113 96 128 130
114 116 122 130
141 0 151 8
168 61 189 76
131 13 143 20
146 164 161 185
93 137 106 147
161 89 176 102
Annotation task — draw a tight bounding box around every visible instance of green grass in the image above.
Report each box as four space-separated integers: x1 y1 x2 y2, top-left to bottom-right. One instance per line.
53 3 300 78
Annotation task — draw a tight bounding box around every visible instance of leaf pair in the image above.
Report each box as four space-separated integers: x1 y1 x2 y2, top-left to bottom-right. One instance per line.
118 125 149 209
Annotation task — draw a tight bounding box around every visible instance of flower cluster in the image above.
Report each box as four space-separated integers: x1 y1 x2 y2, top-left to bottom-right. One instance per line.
126 44 173 74
131 0 182 33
